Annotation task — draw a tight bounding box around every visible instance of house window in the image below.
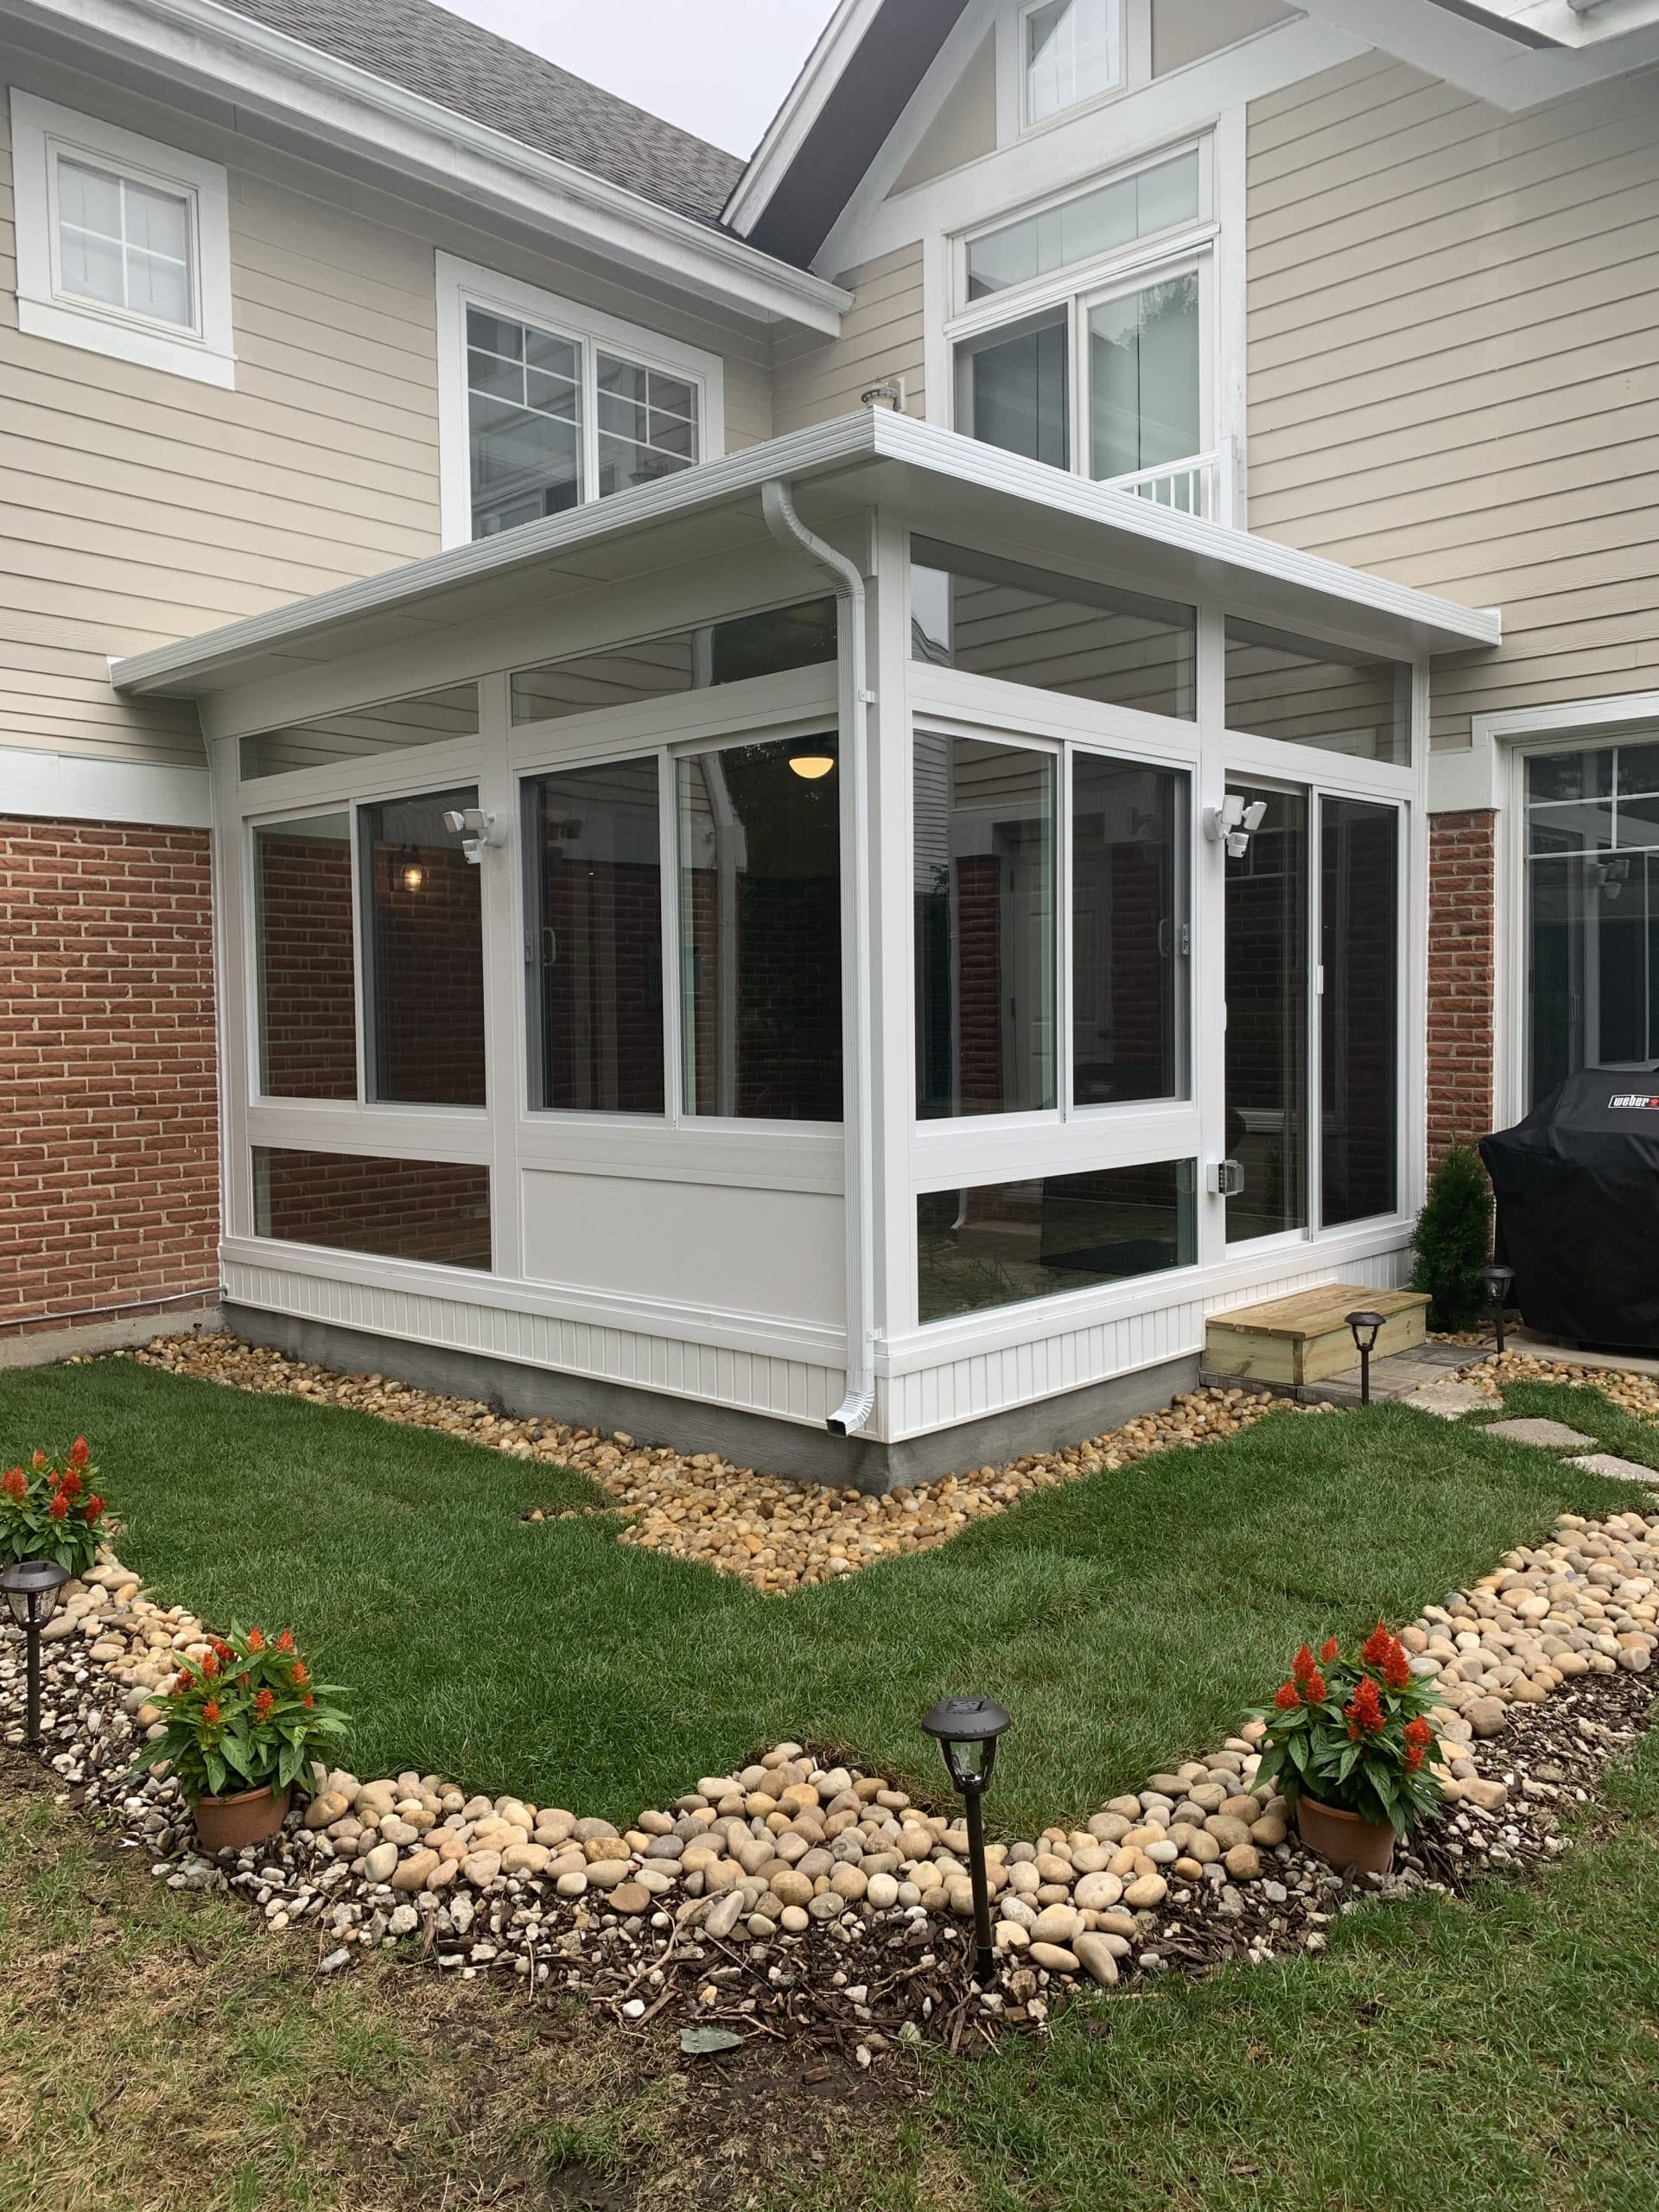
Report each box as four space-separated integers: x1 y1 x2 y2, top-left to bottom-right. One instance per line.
1526 741 1659 1104
510 598 836 723
953 147 1211 498
1023 0 1122 124
677 736 842 1122
252 813 359 1102
253 1147 491 1270
359 789 486 1107
8 90 234 385
438 254 723 548
918 1160 1195 1324
240 684 480 780
1225 622 1412 766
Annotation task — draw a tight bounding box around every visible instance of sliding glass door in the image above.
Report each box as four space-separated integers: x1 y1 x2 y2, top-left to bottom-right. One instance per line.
1320 798 1400 1226
1224 785 1308 1243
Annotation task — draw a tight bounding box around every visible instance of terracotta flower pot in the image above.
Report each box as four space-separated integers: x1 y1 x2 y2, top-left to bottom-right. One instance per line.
192 1782 290 1853
1296 1792 1395 1875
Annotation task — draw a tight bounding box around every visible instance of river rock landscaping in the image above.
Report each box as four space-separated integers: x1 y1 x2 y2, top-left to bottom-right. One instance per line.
5 1474 1656 2056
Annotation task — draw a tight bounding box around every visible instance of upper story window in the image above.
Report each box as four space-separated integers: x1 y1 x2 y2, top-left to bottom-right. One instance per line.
8 90 234 386
951 143 1213 509
437 254 724 548
1024 0 1122 124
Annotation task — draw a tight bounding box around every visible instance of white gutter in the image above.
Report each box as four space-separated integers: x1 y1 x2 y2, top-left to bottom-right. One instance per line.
760 479 876 1439
3 0 850 333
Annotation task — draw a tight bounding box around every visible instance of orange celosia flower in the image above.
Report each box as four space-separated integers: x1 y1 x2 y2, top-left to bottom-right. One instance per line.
201 1699 221 1726
200 1651 219 1679
246 1627 265 1654
1274 1681 1301 1711
1292 1642 1316 1682
1345 1677 1385 1734
1 1468 25 1500
1383 1643 1412 1690
1361 1621 1395 1671
57 1470 82 1502
47 1493 68 1522
1304 1669 1327 1703
290 1662 308 1688
1319 1636 1339 1664
69 1438 89 1469
85 1496 105 1522
275 1630 295 1656
1404 1715 1433 1748
252 1688 274 1723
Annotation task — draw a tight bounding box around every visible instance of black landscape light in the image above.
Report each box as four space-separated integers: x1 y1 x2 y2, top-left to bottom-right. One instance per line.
1 1558 71 1751
1345 1310 1385 1407
922 1693 1011 1985
1481 1262 1516 1356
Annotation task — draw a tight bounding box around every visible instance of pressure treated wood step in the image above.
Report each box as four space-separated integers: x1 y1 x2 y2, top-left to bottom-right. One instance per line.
1204 1284 1430 1389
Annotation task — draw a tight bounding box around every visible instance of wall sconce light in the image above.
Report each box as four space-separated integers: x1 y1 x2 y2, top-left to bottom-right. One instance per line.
787 744 836 782
391 845 425 896
1203 793 1268 859
442 807 508 865
921 1693 1011 1986
1481 1262 1516 1356
1 1557 71 1750
1345 1309 1384 1406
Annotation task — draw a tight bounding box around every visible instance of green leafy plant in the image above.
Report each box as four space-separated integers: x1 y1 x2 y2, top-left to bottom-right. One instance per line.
1409 1141 1493 1331
1251 1622 1446 1840
0 1439 108 1575
131 1624 349 1803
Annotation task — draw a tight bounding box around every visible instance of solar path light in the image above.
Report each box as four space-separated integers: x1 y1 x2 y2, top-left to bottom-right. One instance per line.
1 1557 71 1751
1345 1310 1385 1407
921 1693 1012 1985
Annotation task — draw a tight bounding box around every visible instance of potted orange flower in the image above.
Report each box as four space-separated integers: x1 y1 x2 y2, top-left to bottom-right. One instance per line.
131 1624 349 1851
1252 1622 1445 1874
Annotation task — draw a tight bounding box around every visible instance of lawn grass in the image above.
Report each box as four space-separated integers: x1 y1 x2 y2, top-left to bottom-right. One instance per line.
1473 1376 1659 1473
0 1355 1643 1830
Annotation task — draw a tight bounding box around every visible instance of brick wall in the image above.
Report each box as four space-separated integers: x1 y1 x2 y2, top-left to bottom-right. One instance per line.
1427 809 1498 1160
0 816 219 1334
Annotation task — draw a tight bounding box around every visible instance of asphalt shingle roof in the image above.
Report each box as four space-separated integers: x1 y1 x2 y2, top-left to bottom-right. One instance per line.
215 0 747 222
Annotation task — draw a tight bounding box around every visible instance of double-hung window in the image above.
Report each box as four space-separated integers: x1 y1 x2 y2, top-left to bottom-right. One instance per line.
9 90 234 385
437 254 723 546
951 143 1216 510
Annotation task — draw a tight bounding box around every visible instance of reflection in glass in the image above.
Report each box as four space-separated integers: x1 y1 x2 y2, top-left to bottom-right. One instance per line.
360 787 486 1107
915 735 1056 1119
253 812 357 1100
918 1160 1195 1324
967 149 1199 299
1026 0 1119 123
910 538 1195 718
240 685 480 780
678 738 842 1121
1527 743 1659 1103
1321 799 1399 1226
959 311 1069 467
467 306 580 536
527 758 663 1114
511 599 835 722
1224 785 1307 1242
1088 273 1200 480
1072 755 1187 1105
1225 621 1410 765
595 353 698 497
253 1147 490 1269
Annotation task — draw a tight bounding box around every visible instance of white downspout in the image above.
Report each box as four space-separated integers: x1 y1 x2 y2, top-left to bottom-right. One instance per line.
760 478 876 1437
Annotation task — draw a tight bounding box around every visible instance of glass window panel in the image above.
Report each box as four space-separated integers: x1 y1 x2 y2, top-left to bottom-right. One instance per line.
1225 620 1411 765
126 247 190 325
915 734 1057 1119
677 736 842 1122
57 162 192 327
1027 0 1120 124
466 308 524 362
1526 748 1611 804
966 148 1197 300
360 787 486 1107
594 352 700 499
1071 754 1187 1105
252 812 357 1101
59 158 121 238
253 1147 491 1270
1616 791 1659 850
523 365 579 418
1528 799 1615 856
1617 743 1659 797
918 1160 1195 1324
1320 798 1399 1226
59 226 123 308
510 598 835 723
528 757 664 1114
910 537 1195 719
124 177 188 261
240 684 479 780
1088 272 1200 480
466 308 582 537
960 311 1069 468
1224 785 1308 1243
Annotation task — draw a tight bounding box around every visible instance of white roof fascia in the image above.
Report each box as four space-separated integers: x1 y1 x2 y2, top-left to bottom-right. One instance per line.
721 0 884 238
1 0 851 333
110 410 1501 699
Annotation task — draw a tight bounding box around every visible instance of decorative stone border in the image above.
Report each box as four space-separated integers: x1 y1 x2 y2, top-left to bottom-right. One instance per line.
6 1487 1656 2052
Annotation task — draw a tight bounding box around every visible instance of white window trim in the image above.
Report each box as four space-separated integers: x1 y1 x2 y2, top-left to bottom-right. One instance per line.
9 88 234 388
435 252 726 553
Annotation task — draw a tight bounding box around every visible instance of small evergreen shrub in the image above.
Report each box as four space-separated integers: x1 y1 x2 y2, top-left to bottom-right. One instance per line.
1410 1142 1493 1332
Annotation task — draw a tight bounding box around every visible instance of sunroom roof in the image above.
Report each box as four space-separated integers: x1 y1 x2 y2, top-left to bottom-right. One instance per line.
111 411 1500 703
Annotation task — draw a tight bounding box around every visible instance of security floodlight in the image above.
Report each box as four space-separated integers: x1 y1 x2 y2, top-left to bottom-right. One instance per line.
1204 794 1268 861
442 807 508 865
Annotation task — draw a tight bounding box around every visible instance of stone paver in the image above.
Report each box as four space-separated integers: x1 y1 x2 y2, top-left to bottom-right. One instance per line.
1484 1417 1596 1450
1401 1380 1494 1421
1567 1452 1659 1486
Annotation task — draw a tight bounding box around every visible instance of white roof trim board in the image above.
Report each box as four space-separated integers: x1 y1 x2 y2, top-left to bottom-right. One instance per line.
111 411 1502 701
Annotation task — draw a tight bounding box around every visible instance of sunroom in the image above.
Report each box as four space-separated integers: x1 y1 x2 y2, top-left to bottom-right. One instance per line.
112 410 1497 1488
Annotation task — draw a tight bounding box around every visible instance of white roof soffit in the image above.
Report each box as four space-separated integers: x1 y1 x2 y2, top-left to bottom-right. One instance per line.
1302 0 1659 106
110 412 1502 702
1 0 850 334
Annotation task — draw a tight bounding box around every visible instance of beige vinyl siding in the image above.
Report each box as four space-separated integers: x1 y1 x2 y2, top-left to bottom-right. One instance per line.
1245 54 1659 747
772 242 926 435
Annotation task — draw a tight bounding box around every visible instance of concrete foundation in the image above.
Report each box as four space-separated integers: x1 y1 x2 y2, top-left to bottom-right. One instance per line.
225 1303 1201 1491
1 1300 223 1369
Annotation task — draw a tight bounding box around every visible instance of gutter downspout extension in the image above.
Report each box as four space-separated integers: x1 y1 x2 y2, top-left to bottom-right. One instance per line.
760 479 876 1438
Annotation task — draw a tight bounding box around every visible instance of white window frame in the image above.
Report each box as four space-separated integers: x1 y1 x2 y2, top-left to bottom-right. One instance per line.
435 252 726 552
8 89 234 388
1019 0 1128 132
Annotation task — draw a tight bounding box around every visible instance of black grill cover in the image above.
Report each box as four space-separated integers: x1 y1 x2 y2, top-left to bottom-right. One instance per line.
1480 1066 1659 1350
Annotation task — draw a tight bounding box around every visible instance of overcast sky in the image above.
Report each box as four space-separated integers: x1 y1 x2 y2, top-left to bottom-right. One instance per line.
436 1 842 157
